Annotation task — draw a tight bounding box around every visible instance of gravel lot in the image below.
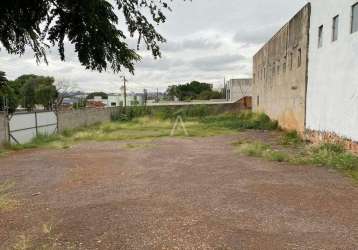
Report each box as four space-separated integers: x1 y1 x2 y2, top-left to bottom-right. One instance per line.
1 133 358 249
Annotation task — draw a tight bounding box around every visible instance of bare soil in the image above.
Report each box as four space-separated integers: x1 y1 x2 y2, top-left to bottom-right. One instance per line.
1 131 358 249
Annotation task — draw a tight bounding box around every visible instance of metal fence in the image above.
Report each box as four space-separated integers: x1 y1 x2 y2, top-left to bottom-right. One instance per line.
8 111 58 144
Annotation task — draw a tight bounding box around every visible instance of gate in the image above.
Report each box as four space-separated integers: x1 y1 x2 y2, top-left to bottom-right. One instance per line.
8 111 58 144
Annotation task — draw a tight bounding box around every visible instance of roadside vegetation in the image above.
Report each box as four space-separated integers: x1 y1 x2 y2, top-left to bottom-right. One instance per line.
235 131 358 181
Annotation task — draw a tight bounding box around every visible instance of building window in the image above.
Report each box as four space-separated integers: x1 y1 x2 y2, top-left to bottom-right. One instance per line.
297 48 302 67
257 96 260 106
332 15 339 41
318 25 323 48
277 64 280 75
352 3 358 33
283 62 286 73
272 63 275 75
264 68 266 79
290 52 293 70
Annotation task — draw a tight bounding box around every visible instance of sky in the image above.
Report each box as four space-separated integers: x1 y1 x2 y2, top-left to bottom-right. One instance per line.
0 0 307 93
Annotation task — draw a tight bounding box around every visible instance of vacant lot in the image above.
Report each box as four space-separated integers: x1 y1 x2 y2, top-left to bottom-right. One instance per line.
1 116 358 249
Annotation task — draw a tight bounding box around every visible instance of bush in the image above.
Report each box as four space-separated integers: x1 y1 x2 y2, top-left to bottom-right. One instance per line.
236 112 278 130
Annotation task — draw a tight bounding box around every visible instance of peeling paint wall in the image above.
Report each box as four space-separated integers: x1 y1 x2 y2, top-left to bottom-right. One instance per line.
306 0 358 142
252 4 311 132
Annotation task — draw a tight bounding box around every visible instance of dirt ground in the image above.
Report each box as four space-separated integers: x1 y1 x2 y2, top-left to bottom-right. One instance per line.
1 131 358 249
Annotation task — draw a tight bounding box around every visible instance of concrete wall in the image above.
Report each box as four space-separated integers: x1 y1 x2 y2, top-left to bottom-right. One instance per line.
0 113 7 146
253 4 311 132
227 79 252 102
57 108 114 132
306 0 358 142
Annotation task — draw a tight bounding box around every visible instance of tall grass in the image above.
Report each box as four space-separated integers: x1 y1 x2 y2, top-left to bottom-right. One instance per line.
236 141 358 180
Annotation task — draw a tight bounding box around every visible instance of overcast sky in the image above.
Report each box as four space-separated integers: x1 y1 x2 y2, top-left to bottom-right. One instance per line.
0 0 307 93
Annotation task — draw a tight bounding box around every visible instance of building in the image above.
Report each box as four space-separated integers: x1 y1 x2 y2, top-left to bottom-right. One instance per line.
107 95 121 107
226 79 252 103
306 0 358 146
252 1 358 149
252 4 311 132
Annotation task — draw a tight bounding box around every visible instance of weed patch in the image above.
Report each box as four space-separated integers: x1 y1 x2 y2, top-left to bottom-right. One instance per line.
281 131 302 146
0 181 18 212
201 112 278 131
236 140 358 180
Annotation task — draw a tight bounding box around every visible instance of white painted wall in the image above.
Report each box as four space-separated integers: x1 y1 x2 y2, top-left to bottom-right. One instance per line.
307 0 358 141
227 79 252 102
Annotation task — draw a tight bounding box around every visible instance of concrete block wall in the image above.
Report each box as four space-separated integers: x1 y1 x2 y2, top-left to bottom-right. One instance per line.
0 113 7 146
57 108 116 132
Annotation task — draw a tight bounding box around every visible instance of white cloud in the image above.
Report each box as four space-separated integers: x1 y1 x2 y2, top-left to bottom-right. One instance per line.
0 0 307 93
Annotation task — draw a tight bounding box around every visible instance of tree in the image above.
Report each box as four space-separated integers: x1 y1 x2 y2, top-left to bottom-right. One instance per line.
0 71 7 88
0 71 18 113
55 79 78 107
0 0 182 74
86 92 109 100
21 80 37 111
36 84 57 110
166 81 218 101
10 75 57 110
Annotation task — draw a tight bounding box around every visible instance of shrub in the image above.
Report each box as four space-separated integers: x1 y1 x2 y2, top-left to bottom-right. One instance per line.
236 112 278 130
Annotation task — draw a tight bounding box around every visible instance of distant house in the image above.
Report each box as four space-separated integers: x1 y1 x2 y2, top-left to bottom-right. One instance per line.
89 94 144 107
107 95 121 107
86 100 106 109
226 79 252 103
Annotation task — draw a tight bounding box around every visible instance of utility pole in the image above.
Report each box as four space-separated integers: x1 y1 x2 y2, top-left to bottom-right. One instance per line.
121 76 127 108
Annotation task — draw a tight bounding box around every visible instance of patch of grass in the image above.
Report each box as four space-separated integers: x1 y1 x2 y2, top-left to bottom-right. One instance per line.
263 150 290 162
11 223 78 250
237 141 270 157
309 143 358 171
123 142 155 150
1 112 278 154
0 181 18 212
0 148 7 157
201 112 278 131
236 140 358 180
281 130 302 146
12 235 32 250
237 141 289 162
